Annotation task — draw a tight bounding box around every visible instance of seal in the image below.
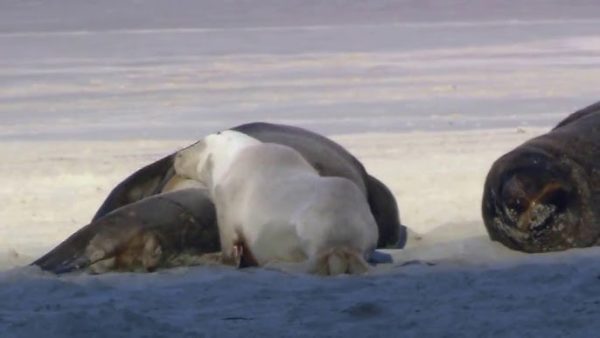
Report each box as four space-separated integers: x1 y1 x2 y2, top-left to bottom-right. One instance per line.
93 122 405 248
233 122 404 249
32 187 220 274
174 131 379 275
482 100 600 253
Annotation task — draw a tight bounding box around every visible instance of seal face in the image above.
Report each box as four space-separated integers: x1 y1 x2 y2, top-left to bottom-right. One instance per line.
482 101 600 252
174 131 378 275
33 187 220 274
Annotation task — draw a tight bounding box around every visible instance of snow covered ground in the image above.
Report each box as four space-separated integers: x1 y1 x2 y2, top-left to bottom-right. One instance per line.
2 0 600 336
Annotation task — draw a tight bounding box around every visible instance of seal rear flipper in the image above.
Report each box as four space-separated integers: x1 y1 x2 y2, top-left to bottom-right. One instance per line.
367 250 393 265
309 248 369 276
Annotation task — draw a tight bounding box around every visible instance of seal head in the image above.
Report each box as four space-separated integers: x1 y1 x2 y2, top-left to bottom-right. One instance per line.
482 144 596 252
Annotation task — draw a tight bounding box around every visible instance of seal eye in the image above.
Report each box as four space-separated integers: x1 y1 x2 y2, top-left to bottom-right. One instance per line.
500 174 532 216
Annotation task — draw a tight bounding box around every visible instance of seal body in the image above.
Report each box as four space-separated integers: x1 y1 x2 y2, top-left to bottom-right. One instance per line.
92 154 175 221
175 131 378 275
482 100 600 252
233 122 403 248
33 187 220 273
93 122 405 248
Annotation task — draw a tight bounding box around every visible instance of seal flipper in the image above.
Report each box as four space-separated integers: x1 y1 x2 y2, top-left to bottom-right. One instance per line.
367 250 393 264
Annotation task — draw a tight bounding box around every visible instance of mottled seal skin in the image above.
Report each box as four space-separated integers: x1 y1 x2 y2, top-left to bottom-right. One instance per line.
93 122 405 248
92 154 174 221
482 101 600 253
33 188 219 274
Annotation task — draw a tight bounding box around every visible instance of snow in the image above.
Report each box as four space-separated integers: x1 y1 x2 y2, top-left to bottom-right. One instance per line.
2 0 600 336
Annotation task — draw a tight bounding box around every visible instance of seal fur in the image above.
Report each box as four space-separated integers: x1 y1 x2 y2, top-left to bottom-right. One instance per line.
482 100 600 252
33 187 220 273
174 131 378 275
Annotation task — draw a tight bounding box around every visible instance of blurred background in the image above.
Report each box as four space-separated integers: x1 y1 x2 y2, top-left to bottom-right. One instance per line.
2 0 600 140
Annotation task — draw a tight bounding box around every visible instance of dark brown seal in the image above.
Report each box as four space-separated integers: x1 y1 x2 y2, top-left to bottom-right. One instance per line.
33 188 219 273
482 100 600 252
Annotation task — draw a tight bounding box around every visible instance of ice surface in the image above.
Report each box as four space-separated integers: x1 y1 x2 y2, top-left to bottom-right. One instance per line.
2 0 600 336
2 1 600 140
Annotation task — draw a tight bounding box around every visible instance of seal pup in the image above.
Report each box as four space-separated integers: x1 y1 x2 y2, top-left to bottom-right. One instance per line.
93 122 405 248
482 100 600 252
32 187 220 274
174 131 379 275
233 122 404 248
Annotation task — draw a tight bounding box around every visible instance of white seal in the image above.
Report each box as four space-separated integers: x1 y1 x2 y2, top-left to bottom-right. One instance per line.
174 130 378 275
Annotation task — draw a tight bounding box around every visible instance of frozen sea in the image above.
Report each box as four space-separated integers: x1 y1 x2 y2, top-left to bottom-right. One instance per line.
1 0 600 337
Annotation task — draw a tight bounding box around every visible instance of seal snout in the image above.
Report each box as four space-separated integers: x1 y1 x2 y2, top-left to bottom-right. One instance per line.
500 173 568 233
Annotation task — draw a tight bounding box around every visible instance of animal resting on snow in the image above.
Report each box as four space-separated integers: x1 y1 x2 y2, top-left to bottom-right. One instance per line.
482 100 600 252
33 122 401 273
